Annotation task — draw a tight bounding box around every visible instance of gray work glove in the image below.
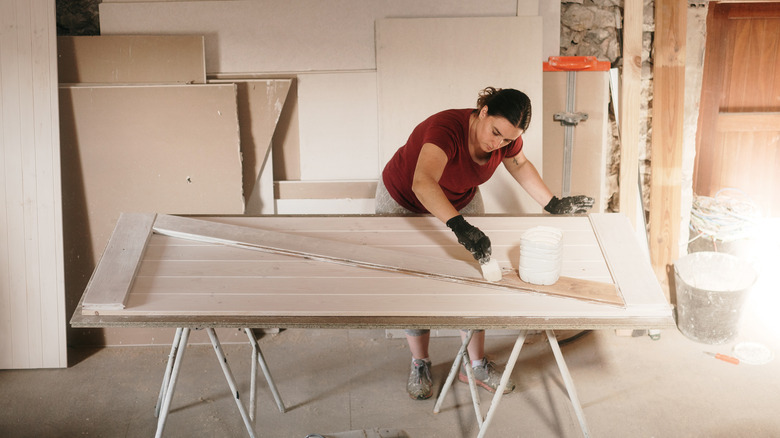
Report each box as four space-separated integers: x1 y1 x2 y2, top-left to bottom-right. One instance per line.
544 195 595 214
446 215 491 264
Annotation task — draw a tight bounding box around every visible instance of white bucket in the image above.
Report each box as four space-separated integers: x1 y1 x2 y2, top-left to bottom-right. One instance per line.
518 226 563 285
674 251 757 344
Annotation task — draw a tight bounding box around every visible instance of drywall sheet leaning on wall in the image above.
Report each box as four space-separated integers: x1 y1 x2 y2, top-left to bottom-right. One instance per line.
210 79 291 214
543 71 610 213
57 35 206 84
376 16 544 214
297 72 379 181
98 0 522 74
59 84 243 346
98 0 372 73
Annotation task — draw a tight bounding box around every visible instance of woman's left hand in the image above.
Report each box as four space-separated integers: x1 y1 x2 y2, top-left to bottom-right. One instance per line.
544 195 595 214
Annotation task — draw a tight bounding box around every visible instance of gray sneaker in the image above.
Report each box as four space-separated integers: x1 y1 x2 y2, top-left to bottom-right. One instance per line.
407 359 433 400
459 358 515 394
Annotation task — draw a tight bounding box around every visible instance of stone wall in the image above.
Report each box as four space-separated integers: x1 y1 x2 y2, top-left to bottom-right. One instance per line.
56 0 100 36
560 0 656 216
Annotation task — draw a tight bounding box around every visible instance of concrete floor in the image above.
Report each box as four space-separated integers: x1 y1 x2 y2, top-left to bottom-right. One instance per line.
2 318 780 438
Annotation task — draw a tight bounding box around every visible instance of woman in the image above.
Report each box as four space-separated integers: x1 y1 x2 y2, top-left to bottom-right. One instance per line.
376 87 593 400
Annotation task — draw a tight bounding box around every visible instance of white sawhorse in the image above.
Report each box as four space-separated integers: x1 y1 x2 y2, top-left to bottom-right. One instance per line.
153 328 286 438
434 329 590 438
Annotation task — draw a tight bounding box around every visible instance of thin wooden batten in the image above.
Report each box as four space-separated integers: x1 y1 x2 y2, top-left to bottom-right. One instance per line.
80 213 157 311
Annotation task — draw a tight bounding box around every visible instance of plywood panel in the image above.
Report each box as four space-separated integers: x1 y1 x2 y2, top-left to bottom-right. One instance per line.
543 71 610 212
59 84 244 346
376 16 544 214
0 0 67 369
57 35 206 84
98 0 521 74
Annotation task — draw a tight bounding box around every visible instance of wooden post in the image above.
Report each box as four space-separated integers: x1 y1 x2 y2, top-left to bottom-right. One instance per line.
650 0 687 297
619 0 643 230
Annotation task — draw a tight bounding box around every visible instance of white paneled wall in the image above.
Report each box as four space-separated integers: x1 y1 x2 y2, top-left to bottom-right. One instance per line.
0 0 67 368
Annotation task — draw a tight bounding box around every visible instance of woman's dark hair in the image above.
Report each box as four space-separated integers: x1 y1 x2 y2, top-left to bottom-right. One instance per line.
474 87 532 131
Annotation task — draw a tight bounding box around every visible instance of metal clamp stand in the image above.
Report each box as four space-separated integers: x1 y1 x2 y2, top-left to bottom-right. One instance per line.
554 69 588 197
546 56 610 197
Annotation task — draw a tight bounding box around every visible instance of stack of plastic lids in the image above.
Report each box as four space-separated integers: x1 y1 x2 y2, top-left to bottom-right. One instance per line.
518 226 563 285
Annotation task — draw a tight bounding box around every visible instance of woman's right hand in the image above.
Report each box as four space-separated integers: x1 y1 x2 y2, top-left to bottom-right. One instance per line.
446 215 492 264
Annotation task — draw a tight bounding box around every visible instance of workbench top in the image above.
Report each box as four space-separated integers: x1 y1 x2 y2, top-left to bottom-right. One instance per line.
71 214 674 330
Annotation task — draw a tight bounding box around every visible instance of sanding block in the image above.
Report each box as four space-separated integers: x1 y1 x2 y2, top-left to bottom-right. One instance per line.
480 258 502 282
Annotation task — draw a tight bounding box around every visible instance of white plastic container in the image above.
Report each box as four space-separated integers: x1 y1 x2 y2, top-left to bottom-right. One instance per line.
518 226 563 285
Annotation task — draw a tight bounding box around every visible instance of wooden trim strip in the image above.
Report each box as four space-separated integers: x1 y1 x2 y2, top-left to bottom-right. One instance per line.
618 0 644 229
589 213 669 308
81 213 156 311
717 112 780 132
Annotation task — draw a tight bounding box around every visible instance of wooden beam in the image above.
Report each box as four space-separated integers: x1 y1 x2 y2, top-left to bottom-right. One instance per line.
693 5 729 197
619 0 643 229
650 0 687 297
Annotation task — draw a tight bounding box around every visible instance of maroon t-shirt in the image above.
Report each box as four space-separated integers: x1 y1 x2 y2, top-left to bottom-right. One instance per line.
381 108 523 213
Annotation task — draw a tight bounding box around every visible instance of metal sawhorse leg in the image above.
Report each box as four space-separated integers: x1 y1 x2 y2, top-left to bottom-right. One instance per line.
153 327 286 437
434 329 590 438
245 328 286 418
